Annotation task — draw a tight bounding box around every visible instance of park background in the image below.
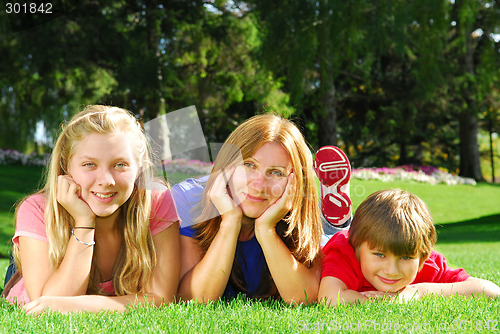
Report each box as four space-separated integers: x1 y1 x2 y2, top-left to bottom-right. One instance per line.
1 0 499 182
0 1 499 333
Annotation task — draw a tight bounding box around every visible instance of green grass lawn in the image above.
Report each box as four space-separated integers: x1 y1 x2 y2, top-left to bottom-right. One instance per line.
0 165 499 333
0 165 45 259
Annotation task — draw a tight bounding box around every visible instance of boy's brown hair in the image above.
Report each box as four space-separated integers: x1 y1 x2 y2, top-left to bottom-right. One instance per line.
348 189 437 264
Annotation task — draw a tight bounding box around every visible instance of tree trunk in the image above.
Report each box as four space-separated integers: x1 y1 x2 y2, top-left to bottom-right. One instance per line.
399 140 407 165
489 118 495 183
144 2 163 121
318 83 338 147
458 27 485 182
458 110 484 181
317 0 337 148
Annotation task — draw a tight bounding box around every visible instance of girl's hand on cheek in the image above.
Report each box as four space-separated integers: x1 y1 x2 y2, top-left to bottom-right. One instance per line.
57 175 95 225
255 172 295 232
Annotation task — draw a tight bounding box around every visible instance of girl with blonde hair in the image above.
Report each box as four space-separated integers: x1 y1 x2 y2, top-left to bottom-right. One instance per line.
173 114 323 303
4 105 180 313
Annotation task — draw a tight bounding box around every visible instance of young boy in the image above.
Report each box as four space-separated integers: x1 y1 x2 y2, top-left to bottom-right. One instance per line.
319 189 500 304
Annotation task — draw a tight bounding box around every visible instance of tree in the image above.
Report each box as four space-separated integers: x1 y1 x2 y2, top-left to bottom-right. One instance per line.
250 0 372 147
0 0 288 150
252 1 449 154
446 0 500 181
252 0 497 181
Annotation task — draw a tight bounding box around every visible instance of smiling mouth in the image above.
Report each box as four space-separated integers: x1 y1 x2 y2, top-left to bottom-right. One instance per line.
378 276 400 285
245 194 266 202
92 191 116 199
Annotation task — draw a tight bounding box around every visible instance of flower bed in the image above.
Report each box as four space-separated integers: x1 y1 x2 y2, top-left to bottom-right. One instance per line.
352 166 477 186
0 149 478 186
161 159 213 175
0 149 50 167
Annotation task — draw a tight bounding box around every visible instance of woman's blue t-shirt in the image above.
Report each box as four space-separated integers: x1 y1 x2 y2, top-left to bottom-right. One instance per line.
172 176 265 297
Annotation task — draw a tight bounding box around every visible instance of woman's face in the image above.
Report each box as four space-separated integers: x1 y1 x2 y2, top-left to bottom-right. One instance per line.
67 132 139 219
229 142 293 219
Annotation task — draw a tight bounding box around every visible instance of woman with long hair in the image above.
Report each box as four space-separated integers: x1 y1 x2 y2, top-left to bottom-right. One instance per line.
173 114 323 303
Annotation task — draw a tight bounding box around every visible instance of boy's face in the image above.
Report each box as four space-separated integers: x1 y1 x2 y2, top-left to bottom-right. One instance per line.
356 242 421 293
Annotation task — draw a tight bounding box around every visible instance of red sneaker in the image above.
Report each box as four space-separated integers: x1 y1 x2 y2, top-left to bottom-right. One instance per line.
314 146 352 227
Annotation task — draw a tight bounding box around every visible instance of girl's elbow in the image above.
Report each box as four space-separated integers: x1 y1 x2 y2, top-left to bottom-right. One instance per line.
143 288 177 306
159 291 177 304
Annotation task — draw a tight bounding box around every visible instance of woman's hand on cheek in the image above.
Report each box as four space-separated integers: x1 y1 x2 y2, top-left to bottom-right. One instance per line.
208 167 242 224
255 173 295 233
57 175 95 225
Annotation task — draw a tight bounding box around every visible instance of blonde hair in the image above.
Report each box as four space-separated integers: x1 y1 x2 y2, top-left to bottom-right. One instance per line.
195 113 322 298
14 105 157 295
348 189 437 264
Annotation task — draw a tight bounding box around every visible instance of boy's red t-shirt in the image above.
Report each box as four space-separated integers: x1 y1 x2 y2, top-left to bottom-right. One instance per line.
321 230 470 292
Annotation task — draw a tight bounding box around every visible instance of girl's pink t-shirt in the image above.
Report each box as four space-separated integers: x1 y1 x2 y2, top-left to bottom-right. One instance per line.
6 189 179 305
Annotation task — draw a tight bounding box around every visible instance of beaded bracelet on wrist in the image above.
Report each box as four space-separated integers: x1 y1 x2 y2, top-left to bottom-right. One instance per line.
71 227 96 246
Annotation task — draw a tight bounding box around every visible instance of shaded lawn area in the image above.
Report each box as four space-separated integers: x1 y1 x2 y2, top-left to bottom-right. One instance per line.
349 180 500 226
0 165 45 259
433 214 500 283
435 214 500 244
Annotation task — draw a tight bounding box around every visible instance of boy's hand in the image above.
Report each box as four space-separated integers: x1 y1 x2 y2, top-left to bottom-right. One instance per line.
360 290 397 300
361 287 421 303
396 285 421 302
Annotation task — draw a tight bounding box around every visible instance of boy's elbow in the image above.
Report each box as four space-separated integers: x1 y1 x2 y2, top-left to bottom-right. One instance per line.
467 277 500 298
478 279 500 298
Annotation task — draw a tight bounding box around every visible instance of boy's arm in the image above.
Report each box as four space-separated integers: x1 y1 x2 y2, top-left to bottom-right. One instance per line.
318 276 369 305
400 277 500 300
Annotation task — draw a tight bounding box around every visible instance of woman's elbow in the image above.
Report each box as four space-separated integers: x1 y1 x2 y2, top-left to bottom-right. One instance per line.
282 288 319 305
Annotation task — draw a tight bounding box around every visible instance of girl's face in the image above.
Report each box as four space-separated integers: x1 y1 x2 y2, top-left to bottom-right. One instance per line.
229 141 293 219
67 132 139 219
356 242 421 293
